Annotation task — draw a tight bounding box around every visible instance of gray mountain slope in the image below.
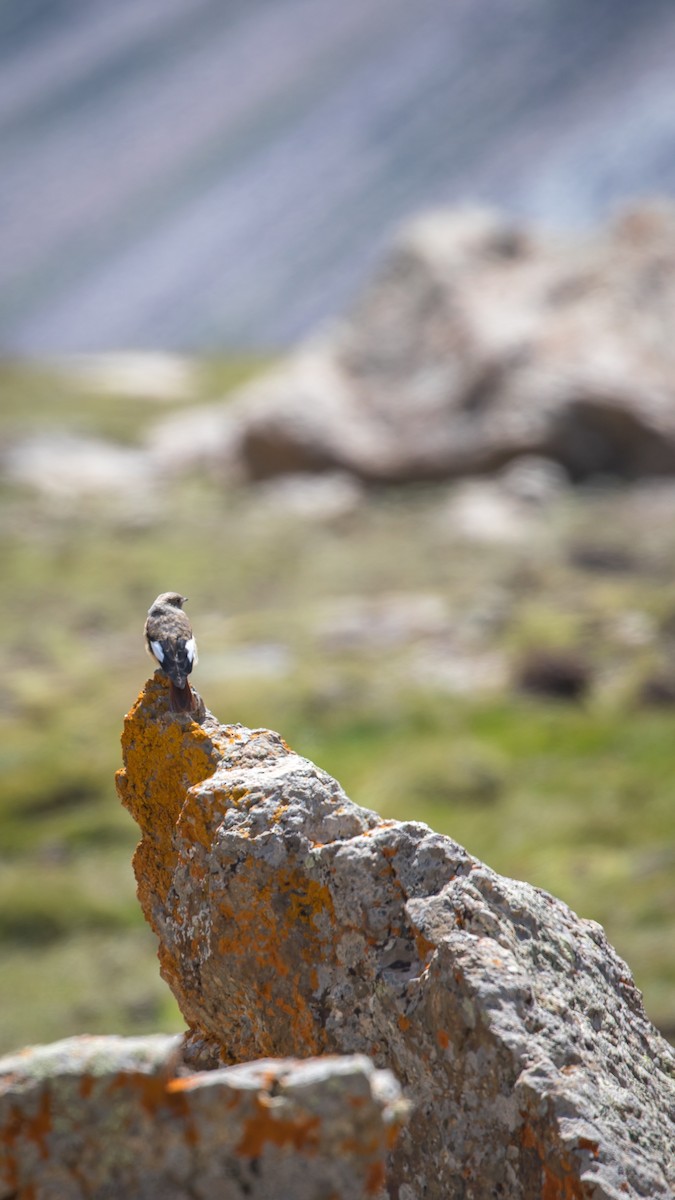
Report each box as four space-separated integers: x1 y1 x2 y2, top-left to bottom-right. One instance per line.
2 0 675 353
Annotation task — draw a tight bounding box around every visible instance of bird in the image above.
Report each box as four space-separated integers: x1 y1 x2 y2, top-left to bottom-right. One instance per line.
144 592 198 713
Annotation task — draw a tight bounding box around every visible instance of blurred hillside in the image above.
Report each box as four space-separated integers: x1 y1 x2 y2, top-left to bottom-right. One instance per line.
3 0 675 352
1 353 675 1052
2 0 675 1062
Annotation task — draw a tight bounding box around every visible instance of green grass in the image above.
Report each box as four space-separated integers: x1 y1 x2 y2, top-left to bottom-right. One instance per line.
1 361 675 1052
0 930 183 1053
0 356 267 444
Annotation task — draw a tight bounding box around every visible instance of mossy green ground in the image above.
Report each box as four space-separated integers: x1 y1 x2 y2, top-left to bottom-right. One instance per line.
1 361 674 1053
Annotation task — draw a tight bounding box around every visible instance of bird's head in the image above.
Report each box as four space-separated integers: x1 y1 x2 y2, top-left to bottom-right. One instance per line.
149 591 188 613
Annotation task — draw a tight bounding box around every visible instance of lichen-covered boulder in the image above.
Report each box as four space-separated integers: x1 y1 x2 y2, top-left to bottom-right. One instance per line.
115 674 675 1199
0 1034 404 1200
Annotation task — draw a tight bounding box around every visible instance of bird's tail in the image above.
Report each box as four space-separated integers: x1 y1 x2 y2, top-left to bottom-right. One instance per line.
169 679 196 714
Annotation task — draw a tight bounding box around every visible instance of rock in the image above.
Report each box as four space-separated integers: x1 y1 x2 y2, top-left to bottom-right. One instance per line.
408 642 507 696
57 353 198 401
637 671 675 708
433 457 568 545
0 1034 403 1200
251 471 364 522
232 347 396 482
439 480 536 544
498 456 569 505
115 673 675 1199
514 648 593 702
213 203 675 486
2 433 152 502
145 400 242 478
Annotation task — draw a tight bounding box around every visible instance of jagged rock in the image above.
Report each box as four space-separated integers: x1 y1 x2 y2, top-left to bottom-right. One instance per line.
198 203 675 486
0 1034 404 1200
115 674 675 1199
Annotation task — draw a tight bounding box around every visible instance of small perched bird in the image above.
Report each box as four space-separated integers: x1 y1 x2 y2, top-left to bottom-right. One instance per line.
144 592 198 713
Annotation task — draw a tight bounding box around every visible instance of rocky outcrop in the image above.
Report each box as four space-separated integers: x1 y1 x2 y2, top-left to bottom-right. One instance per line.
10 206 675 501
114 673 675 1199
160 203 675 487
0 1034 403 1200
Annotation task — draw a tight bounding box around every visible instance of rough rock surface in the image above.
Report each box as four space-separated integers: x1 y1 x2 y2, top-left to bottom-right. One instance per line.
115 674 675 1199
162 203 675 486
0 1034 403 1200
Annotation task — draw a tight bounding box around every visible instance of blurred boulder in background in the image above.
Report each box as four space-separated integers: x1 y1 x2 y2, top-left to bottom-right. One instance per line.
515 648 593 703
4 432 151 500
11 202 675 501
204 203 675 487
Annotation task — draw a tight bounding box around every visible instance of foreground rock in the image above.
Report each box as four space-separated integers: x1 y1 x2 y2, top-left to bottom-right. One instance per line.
115 674 675 1199
150 203 675 486
0 1034 403 1200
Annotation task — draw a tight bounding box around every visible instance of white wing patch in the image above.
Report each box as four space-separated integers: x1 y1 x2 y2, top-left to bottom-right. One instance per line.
150 640 165 663
185 637 198 665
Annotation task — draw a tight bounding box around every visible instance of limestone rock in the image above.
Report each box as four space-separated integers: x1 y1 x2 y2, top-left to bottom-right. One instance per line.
115 674 675 1199
211 203 675 486
0 1033 403 1200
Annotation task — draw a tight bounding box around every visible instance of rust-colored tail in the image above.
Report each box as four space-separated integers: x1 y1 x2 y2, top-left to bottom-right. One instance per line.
169 679 196 713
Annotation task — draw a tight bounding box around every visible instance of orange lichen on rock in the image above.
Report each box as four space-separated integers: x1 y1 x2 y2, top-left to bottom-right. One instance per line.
117 678 341 1060
1 1036 403 1199
366 1161 387 1195
235 1096 321 1157
115 675 259 929
115 676 225 911
0 1087 51 1193
199 865 336 1058
520 1119 591 1200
